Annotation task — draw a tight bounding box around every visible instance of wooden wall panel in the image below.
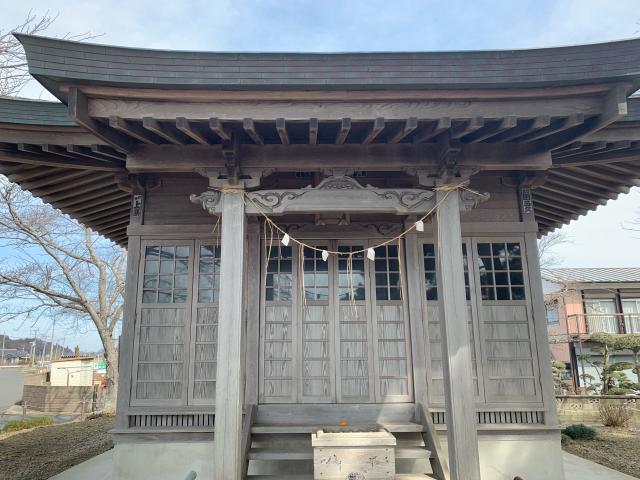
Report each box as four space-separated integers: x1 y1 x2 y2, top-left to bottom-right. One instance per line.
134 308 187 403
143 175 212 225
261 305 295 402
301 305 333 402
191 306 218 402
480 304 539 402
425 304 480 402
375 304 411 401
337 305 373 402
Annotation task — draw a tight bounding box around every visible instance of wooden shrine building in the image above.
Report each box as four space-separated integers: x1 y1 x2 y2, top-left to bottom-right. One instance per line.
2 34 640 480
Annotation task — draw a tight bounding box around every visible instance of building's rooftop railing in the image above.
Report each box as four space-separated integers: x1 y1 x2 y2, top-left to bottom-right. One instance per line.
567 313 640 336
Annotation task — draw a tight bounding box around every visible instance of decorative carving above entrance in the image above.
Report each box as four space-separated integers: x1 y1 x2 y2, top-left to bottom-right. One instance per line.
189 175 489 216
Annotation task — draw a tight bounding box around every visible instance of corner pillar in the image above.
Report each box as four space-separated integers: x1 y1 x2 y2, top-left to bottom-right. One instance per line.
214 190 247 480
435 190 481 480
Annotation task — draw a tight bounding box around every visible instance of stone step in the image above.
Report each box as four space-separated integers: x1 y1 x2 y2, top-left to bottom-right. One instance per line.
248 446 431 461
248 476 435 480
251 421 425 434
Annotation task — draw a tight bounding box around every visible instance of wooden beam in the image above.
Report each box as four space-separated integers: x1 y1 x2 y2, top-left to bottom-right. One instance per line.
7 167 63 183
534 205 577 222
42 144 99 162
91 144 126 161
17 143 43 155
450 116 484 140
142 117 185 145
243 118 264 145
461 116 517 143
0 163 40 175
127 143 550 173
309 118 318 145
435 190 481 480
67 87 132 153
0 149 124 172
552 144 640 167
110 116 159 144
413 118 451 144
486 116 550 143
209 118 231 141
335 118 351 145
176 117 211 145
388 117 418 144
603 162 640 177
362 117 385 145
275 118 289 145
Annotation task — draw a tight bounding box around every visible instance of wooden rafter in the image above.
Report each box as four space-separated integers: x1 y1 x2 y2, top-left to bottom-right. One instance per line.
0 148 124 172
209 118 231 141
413 118 451 144
91 144 126 160
388 117 418 144
462 116 517 143
450 117 484 140
176 117 211 145
243 118 264 145
335 118 351 145
275 118 289 145
110 116 159 144
142 117 185 145
515 114 584 143
362 117 385 145
309 118 319 145
486 116 550 143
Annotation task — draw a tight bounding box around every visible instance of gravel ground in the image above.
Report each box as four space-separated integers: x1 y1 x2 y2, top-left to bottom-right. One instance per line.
563 426 640 478
0 415 114 480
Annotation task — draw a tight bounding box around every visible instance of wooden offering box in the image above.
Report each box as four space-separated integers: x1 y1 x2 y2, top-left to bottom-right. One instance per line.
312 426 396 480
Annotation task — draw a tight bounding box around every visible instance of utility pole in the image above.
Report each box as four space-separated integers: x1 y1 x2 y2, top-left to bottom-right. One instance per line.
48 319 56 363
1 331 5 366
31 329 38 367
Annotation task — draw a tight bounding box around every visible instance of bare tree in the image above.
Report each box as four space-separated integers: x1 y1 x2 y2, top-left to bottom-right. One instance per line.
1 10 98 96
538 231 572 268
0 181 125 410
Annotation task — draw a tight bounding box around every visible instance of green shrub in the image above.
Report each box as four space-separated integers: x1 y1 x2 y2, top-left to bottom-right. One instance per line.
561 424 597 440
1 416 54 433
560 433 572 445
608 387 632 396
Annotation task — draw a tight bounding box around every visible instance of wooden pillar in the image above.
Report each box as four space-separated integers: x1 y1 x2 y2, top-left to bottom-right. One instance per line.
214 191 247 480
435 190 481 480
524 232 559 426
403 223 429 406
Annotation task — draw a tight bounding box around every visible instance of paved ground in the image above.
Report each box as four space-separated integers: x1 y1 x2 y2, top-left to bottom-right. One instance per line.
46 450 640 480
563 452 638 479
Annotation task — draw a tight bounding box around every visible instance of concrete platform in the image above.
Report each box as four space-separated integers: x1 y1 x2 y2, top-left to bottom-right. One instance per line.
49 450 113 480
47 449 639 480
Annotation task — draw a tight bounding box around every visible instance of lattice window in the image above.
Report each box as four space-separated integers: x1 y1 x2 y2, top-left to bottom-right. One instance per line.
337 246 366 301
265 246 293 301
423 243 470 301
477 242 525 301
142 245 190 304
374 245 401 301
303 246 329 301
197 245 221 303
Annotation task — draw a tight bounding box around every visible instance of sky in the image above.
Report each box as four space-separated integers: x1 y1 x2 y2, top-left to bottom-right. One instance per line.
1 0 640 349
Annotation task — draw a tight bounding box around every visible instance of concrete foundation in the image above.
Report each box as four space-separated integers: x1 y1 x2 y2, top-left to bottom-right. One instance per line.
112 440 215 480
439 430 566 480
112 430 565 480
